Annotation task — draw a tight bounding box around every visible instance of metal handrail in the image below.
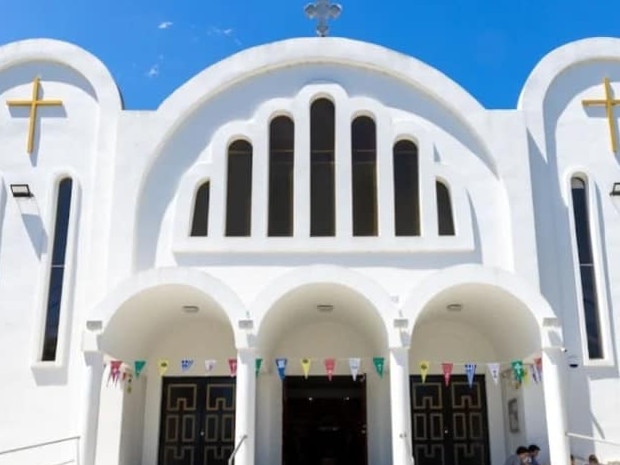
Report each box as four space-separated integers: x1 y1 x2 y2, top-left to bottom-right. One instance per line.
0 435 80 456
228 434 248 465
567 432 620 448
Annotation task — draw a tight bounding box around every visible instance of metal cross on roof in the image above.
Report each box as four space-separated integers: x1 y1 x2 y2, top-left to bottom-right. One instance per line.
304 0 342 37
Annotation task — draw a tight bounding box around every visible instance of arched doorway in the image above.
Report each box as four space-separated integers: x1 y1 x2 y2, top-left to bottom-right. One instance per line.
91 270 245 465
255 278 391 465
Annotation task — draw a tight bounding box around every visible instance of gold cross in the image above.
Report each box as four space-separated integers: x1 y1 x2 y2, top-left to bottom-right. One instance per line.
582 77 620 153
6 76 63 154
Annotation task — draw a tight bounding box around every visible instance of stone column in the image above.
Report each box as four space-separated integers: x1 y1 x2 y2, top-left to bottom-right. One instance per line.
542 346 570 465
233 347 257 465
79 351 105 465
390 346 413 465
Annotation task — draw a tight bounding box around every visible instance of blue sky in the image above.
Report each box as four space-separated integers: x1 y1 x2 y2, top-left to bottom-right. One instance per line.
1 0 619 110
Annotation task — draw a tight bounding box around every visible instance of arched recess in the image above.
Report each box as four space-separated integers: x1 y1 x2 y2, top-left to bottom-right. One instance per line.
251 265 394 465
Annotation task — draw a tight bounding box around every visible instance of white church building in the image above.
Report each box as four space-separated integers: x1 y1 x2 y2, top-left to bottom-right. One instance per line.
0 26 620 465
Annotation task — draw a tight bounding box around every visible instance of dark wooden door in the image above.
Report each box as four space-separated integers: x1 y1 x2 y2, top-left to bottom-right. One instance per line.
158 377 236 465
283 376 367 465
410 375 490 465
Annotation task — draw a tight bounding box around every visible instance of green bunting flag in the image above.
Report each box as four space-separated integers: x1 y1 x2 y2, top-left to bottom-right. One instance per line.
373 357 385 378
134 360 146 378
255 358 263 376
511 360 525 383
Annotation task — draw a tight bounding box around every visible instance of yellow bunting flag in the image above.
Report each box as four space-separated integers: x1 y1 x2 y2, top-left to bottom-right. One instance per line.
419 361 430 383
301 358 312 379
158 359 169 376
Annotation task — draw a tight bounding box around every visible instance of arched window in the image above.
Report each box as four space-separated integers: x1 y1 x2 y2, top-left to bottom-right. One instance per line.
393 140 420 236
42 177 73 361
352 116 378 236
571 177 603 359
436 180 455 236
226 140 253 237
190 181 210 237
310 99 335 237
268 116 295 236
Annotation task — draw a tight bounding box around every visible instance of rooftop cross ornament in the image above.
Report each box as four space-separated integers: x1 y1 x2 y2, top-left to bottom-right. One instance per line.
304 0 342 37
6 76 63 154
582 77 620 153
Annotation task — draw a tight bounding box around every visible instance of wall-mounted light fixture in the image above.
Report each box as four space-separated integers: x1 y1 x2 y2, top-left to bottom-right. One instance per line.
393 317 409 329
10 184 32 198
238 318 254 330
610 183 620 196
181 305 199 314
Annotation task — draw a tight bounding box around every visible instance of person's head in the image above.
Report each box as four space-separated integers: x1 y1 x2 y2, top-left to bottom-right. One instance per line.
516 446 529 459
528 445 540 458
588 454 599 464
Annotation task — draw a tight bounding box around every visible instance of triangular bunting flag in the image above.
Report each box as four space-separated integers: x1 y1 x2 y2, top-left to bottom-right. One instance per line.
300 358 312 379
419 361 430 383
276 358 287 380
204 359 217 374
349 358 361 381
441 363 453 386
373 357 385 378
158 359 169 377
181 359 194 372
465 363 476 387
529 364 540 384
255 358 263 376
134 360 146 378
109 360 122 385
487 363 500 385
324 358 336 381
511 360 525 383
522 364 530 385
228 358 238 377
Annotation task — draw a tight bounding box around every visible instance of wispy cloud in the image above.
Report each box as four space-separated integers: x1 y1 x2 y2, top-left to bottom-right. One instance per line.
158 21 173 30
207 26 242 46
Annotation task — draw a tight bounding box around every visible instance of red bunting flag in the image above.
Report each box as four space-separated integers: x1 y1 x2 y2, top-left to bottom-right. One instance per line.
441 363 453 386
228 358 238 377
324 358 336 381
109 360 122 385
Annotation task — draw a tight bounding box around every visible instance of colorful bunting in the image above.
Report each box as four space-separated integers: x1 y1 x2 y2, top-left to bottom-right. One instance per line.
301 358 312 379
255 358 263 376
324 358 336 381
511 360 525 383
373 357 385 378
134 360 146 378
349 358 361 381
158 359 169 377
465 363 477 387
181 359 194 372
529 364 540 384
109 360 122 385
204 359 216 374
441 363 453 386
419 361 430 383
487 363 500 385
228 358 238 377
276 358 287 380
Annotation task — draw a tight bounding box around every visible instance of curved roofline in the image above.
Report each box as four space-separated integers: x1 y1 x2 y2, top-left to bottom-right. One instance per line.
518 37 620 111
0 38 122 112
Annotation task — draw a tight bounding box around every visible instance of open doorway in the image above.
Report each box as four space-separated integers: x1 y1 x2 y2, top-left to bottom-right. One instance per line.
282 376 367 465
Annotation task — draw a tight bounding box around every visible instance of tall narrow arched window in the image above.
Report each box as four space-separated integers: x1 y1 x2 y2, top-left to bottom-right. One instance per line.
393 140 420 236
436 180 455 236
310 99 335 237
226 140 253 237
571 177 603 359
42 178 73 361
190 181 210 237
352 116 378 236
268 116 295 236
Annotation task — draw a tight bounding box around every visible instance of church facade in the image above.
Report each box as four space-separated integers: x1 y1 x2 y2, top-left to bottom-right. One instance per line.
0 35 619 465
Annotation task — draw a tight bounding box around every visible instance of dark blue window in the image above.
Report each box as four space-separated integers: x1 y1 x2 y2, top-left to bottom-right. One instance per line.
42 178 73 361
191 182 210 237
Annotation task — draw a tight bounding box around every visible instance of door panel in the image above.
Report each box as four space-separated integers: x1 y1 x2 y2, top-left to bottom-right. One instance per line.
159 377 236 465
410 375 490 465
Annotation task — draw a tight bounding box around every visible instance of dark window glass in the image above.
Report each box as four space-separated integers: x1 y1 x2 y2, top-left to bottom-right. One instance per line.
190 182 210 237
436 181 455 236
226 140 253 236
571 177 603 359
352 116 378 236
310 99 335 237
42 178 72 361
268 116 295 236
393 141 420 236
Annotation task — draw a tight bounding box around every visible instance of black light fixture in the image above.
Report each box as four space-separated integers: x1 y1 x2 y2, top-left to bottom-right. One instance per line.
9 184 32 198
610 182 620 196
